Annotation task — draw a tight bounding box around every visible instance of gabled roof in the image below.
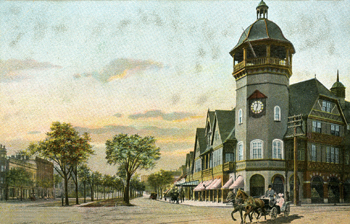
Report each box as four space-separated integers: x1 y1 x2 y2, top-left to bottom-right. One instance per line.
289 78 337 116
215 109 236 142
195 128 206 155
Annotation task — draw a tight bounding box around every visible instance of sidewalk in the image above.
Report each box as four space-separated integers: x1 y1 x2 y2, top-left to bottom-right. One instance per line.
147 196 232 207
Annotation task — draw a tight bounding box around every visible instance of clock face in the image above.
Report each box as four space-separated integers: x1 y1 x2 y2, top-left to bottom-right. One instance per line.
251 100 264 114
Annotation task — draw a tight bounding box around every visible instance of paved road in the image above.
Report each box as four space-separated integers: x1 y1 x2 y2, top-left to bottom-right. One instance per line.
1 197 350 223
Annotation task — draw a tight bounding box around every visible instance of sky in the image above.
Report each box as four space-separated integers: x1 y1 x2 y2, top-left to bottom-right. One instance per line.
0 0 349 176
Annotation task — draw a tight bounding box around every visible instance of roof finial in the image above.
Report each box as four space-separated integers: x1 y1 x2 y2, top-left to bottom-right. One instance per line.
337 70 339 82
256 0 269 20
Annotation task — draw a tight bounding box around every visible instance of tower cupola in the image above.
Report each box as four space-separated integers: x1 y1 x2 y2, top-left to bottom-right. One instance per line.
230 1 295 80
256 0 269 19
331 70 346 108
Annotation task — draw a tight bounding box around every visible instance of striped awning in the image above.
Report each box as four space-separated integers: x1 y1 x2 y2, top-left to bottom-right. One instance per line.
222 177 234 189
206 178 221 190
193 179 213 191
229 176 244 189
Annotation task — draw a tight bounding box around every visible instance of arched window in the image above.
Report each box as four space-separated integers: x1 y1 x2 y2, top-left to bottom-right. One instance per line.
238 109 243 124
238 142 244 161
272 139 284 159
250 139 263 159
274 106 281 121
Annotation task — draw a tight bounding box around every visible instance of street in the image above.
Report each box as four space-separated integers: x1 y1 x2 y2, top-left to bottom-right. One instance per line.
0 197 350 223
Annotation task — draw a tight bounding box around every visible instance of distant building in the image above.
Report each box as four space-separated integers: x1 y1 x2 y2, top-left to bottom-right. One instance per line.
0 148 54 200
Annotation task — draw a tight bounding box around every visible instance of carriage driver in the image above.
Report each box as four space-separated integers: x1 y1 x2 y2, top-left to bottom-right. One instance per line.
265 185 276 206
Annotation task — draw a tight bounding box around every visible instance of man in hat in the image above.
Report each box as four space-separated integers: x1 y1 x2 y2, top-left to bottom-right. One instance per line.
265 185 276 206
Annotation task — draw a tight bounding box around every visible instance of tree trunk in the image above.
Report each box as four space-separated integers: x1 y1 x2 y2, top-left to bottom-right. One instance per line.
83 182 86 203
91 182 94 201
20 187 23 201
103 186 105 199
64 174 69 206
124 173 131 204
74 167 79 205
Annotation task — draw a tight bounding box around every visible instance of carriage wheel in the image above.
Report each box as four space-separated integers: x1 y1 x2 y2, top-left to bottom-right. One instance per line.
270 207 277 220
284 204 290 217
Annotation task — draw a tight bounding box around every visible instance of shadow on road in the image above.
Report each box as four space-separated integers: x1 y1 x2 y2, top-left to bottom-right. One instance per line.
248 214 303 223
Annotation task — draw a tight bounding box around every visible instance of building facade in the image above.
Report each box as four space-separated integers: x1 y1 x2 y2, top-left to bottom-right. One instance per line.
180 0 350 204
0 149 54 200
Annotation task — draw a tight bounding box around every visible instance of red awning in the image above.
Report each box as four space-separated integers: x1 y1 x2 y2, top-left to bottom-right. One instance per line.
207 178 221 190
229 176 244 189
222 177 234 189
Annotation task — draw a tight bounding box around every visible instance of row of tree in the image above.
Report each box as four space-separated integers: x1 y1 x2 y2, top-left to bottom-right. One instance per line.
26 121 161 205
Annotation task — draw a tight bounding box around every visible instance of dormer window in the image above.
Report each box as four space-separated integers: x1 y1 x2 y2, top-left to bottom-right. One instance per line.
321 100 332 113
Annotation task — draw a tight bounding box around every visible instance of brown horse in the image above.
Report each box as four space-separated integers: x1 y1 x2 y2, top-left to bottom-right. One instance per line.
235 189 266 223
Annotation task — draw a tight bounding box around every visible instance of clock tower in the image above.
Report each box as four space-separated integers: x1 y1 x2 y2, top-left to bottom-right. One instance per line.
230 0 295 195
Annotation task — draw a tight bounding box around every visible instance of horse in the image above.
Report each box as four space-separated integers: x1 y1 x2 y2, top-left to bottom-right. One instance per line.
227 191 253 224
235 189 266 223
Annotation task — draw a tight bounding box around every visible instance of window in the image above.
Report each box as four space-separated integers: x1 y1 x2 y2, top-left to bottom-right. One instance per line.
238 142 243 161
331 124 340 136
311 144 317 162
327 147 340 164
312 121 322 133
213 148 223 167
250 139 263 159
195 159 201 172
326 147 331 163
238 109 243 124
345 151 350 165
274 106 281 121
225 153 234 163
0 165 5 172
272 139 283 159
321 100 332 112
335 148 339 164
209 153 213 168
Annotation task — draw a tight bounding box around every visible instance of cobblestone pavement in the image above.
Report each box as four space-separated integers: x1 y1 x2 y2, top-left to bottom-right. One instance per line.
1 196 350 223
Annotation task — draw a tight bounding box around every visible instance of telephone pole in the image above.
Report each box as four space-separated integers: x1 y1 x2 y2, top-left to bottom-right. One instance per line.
287 114 303 206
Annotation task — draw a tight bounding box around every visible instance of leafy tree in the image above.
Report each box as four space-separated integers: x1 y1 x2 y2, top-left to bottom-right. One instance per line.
92 171 102 200
78 164 91 203
70 132 93 205
6 168 33 201
147 170 173 199
105 134 160 204
27 121 94 206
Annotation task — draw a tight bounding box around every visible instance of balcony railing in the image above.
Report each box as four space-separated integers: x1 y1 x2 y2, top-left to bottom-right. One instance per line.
234 57 289 72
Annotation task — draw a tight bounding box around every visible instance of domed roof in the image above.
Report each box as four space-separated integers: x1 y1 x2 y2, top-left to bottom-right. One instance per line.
332 81 345 88
230 19 295 54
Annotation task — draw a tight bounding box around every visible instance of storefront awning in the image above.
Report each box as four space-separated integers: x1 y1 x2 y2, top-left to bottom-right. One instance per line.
193 179 213 191
207 178 221 190
222 177 234 189
176 180 199 187
229 176 244 189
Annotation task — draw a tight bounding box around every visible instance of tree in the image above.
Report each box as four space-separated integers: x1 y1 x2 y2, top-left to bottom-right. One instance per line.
105 134 160 204
78 164 91 203
147 170 173 199
6 168 33 201
27 121 94 206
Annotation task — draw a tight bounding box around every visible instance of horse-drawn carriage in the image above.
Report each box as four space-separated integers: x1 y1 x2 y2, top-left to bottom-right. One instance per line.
260 195 290 220
230 189 290 223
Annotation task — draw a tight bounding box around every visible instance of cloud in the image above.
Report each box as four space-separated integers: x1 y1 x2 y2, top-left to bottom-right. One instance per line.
75 58 163 83
27 131 41 135
113 113 122 118
74 124 193 140
128 110 196 121
0 59 61 81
